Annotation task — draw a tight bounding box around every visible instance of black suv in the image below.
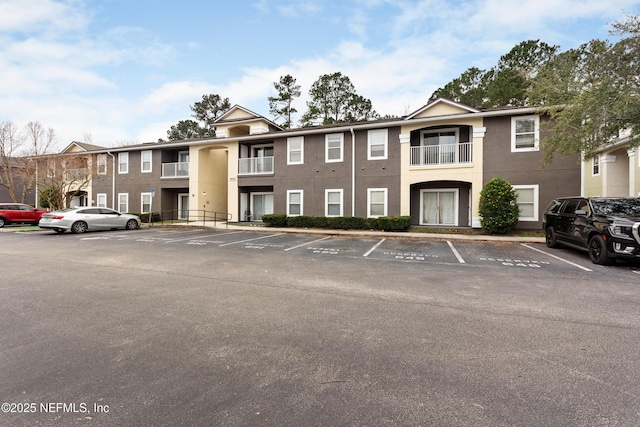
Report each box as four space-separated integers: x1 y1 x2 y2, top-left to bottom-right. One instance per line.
543 197 640 265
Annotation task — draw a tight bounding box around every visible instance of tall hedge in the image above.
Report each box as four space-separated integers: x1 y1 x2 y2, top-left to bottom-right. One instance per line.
479 177 520 234
260 214 411 231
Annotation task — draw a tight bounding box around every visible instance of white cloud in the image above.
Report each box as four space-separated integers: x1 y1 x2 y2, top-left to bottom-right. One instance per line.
0 0 91 33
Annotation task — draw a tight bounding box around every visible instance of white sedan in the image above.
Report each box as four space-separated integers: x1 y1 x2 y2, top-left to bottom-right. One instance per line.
39 207 141 234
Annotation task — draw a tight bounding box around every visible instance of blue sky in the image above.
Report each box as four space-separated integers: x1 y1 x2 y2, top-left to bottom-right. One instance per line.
1 0 639 149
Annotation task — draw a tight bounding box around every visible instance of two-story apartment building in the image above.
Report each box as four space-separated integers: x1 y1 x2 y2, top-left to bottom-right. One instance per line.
47 98 582 230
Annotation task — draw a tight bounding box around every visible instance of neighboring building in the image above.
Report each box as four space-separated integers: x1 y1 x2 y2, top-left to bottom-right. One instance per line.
25 98 585 229
582 129 640 198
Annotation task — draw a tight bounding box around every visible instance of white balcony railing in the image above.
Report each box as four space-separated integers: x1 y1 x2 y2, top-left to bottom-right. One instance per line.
410 143 472 166
161 162 189 178
238 156 274 175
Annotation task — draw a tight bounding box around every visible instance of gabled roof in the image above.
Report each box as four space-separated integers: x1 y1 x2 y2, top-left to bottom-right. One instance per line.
214 104 284 130
405 98 480 120
61 141 107 153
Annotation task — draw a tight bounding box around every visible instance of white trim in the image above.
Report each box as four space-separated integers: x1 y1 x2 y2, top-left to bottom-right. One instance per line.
512 184 539 222
367 188 388 218
141 150 152 173
325 189 343 217
421 128 459 145
96 193 107 207
325 133 344 163
287 136 304 165
141 192 152 214
592 154 600 176
97 154 107 175
118 152 129 174
420 188 459 226
287 190 304 216
511 115 540 152
118 193 129 213
367 129 388 160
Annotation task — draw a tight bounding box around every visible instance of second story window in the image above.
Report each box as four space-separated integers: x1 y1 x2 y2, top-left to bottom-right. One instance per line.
97 154 107 175
287 137 304 165
511 115 539 152
325 134 344 163
368 129 388 160
592 154 600 176
141 151 152 173
118 153 129 174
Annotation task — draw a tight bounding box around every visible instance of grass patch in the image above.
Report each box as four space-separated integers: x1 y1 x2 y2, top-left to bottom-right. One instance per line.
410 227 544 238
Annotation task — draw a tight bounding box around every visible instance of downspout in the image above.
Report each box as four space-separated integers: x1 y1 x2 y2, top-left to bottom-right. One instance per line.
350 128 355 217
107 152 116 209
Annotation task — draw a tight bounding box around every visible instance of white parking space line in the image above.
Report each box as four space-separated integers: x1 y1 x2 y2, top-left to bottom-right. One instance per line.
284 236 331 252
522 244 593 272
363 239 386 257
447 241 466 264
219 233 283 247
164 233 234 243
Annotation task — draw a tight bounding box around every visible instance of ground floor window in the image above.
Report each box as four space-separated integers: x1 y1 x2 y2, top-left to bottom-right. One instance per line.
178 193 189 220
325 189 343 217
96 193 107 208
118 193 128 213
287 190 303 216
141 192 152 214
251 193 274 221
420 189 458 226
367 188 387 218
512 185 539 221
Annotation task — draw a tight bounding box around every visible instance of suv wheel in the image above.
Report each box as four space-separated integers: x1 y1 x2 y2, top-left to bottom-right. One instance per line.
588 235 613 265
545 227 559 248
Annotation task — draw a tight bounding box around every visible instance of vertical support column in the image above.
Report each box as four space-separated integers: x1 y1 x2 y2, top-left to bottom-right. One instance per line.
628 148 637 197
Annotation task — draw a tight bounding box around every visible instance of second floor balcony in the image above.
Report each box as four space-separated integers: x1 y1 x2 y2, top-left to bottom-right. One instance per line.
238 156 274 175
162 162 189 178
410 142 472 167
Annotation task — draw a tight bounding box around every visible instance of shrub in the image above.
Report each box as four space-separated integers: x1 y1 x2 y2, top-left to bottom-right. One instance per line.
479 177 520 234
376 216 411 231
287 215 315 228
261 214 287 227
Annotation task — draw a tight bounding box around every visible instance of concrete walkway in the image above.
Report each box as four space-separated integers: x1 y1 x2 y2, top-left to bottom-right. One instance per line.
163 221 546 244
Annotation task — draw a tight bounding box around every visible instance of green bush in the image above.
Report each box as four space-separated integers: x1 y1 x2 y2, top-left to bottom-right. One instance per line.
327 216 368 230
261 214 288 227
376 216 411 231
138 212 162 223
286 215 315 228
479 177 520 234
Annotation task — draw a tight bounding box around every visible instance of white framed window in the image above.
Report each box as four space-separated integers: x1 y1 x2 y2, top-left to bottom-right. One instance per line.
368 129 388 160
511 115 539 152
96 193 107 208
141 192 152 214
287 190 303 216
513 185 539 221
325 133 344 163
592 154 600 176
118 193 129 213
97 154 107 175
287 137 304 165
325 189 343 217
367 188 388 218
141 150 152 173
118 152 129 174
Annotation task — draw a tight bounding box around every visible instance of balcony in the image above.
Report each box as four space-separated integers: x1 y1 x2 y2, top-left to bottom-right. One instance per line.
162 162 189 178
410 143 472 166
238 156 274 175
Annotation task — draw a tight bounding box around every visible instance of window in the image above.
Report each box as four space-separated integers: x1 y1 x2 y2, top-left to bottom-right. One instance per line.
592 154 600 176
118 153 129 174
141 192 152 214
367 188 387 218
511 116 539 151
118 193 129 213
513 185 539 221
325 189 343 216
368 129 388 160
287 190 303 216
141 150 152 173
325 134 344 163
287 137 304 165
96 193 107 208
97 154 107 175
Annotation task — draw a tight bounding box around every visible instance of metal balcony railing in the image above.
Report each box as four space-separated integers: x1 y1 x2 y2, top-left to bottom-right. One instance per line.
238 156 274 175
161 162 189 178
410 143 472 166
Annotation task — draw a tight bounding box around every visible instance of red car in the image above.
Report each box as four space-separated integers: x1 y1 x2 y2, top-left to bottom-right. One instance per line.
0 203 48 228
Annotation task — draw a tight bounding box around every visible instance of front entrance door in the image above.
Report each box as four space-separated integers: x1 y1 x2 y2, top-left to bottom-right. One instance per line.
421 189 458 226
178 193 189 220
251 193 274 221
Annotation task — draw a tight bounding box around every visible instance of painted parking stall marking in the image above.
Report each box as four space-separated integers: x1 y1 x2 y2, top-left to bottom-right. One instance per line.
363 239 386 257
522 244 593 272
284 237 331 252
219 233 284 247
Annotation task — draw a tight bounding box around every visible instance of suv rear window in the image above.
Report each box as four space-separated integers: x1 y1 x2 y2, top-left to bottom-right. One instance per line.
560 199 583 214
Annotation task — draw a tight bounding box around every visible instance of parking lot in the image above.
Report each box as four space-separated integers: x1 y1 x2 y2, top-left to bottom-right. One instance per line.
2 226 640 426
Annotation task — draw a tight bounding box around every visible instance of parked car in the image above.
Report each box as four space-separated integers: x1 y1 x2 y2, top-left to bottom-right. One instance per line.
39 207 140 234
543 196 640 265
0 203 48 228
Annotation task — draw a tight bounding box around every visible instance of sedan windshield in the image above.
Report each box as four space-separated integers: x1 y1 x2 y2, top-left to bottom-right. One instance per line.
591 198 640 217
